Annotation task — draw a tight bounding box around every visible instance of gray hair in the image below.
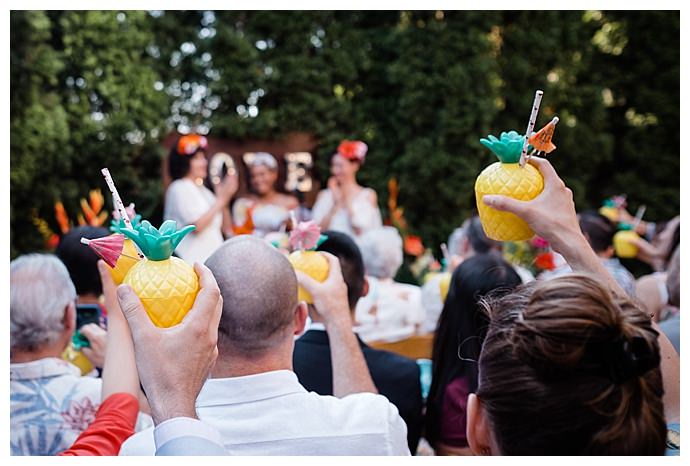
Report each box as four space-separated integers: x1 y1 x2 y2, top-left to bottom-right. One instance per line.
357 227 403 279
11 254 76 352
447 226 466 257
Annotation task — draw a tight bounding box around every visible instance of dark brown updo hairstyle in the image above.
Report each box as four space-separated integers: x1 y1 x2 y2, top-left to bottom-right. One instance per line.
476 274 666 455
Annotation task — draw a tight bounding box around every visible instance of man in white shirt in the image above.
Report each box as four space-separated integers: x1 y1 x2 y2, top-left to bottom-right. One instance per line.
120 236 409 455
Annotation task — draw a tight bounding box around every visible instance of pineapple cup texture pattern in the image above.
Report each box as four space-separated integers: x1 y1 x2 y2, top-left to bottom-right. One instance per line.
476 131 544 241
121 220 199 328
288 250 329 304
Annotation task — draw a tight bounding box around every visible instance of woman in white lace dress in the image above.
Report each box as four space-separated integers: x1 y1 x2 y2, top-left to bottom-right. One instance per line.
311 140 382 238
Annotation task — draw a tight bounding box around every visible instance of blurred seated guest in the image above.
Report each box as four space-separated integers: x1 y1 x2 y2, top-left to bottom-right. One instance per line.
11 254 103 455
354 227 425 343
425 254 521 455
628 215 679 272
420 274 446 334
634 218 680 320
293 231 423 453
120 236 409 455
56 226 110 310
637 245 681 323
164 134 238 264
421 216 533 334
578 211 636 296
453 216 535 283
659 246 680 353
312 140 382 238
232 152 299 238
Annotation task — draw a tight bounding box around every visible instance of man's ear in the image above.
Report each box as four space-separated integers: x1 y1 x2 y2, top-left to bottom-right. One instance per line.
361 277 369 298
64 301 77 334
467 393 495 456
293 301 308 336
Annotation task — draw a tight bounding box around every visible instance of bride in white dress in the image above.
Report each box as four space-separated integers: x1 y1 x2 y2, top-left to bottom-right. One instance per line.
311 140 382 238
232 152 299 238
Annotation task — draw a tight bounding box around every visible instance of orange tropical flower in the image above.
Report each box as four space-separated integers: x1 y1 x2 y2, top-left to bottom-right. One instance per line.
534 252 556 270
54 202 71 233
404 235 424 257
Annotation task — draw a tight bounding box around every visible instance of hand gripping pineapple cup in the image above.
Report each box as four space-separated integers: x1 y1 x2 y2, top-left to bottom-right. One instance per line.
476 130 544 241
286 220 329 304
121 220 199 328
613 223 640 259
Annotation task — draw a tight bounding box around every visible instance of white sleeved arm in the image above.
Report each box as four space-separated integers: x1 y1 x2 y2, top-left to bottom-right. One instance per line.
154 417 227 456
165 181 206 226
350 189 382 233
311 190 332 225
385 402 411 456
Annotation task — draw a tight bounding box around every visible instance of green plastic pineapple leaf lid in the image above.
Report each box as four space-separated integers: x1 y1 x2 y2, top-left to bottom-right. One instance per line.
121 220 195 261
110 214 142 234
479 130 531 164
617 222 634 231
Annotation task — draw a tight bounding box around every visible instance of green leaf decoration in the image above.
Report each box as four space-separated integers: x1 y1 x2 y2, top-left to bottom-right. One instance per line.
479 130 526 164
121 220 196 261
314 234 329 250
110 214 142 234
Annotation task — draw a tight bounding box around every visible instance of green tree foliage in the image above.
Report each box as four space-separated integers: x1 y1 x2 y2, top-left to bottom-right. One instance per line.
11 11 679 264
11 11 170 257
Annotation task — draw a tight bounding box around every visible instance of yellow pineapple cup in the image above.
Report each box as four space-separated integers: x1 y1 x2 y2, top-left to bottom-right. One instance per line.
439 272 452 302
121 220 199 328
476 131 544 241
613 225 640 259
286 220 329 304
62 343 94 376
288 250 329 303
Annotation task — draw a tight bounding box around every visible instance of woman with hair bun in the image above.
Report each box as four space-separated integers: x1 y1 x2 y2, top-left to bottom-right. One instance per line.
468 274 666 455
467 156 679 455
311 140 382 238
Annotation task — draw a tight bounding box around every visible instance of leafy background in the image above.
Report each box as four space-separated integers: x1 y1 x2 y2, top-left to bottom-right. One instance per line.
11 11 679 270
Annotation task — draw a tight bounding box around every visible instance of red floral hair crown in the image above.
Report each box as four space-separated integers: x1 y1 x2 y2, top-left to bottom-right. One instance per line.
337 140 368 163
177 134 208 156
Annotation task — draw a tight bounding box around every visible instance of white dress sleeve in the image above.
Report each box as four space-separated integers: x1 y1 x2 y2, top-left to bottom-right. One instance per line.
165 180 207 226
350 188 382 233
311 189 333 226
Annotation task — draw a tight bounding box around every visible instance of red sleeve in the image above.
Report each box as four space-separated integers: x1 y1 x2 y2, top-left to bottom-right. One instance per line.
59 393 139 456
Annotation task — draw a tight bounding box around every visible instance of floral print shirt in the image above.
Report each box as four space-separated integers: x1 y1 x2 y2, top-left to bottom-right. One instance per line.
11 357 101 455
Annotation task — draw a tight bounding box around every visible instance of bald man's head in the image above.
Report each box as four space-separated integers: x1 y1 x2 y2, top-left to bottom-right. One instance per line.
205 236 298 356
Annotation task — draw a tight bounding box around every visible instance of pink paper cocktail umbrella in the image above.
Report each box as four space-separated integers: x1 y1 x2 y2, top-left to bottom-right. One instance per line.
80 234 137 268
